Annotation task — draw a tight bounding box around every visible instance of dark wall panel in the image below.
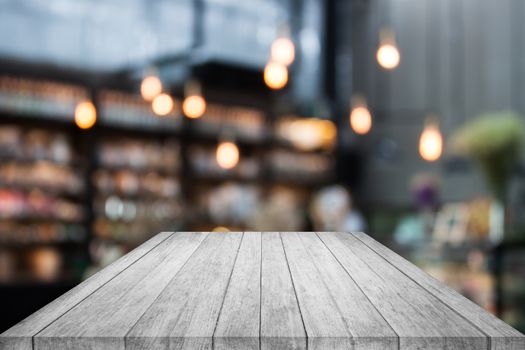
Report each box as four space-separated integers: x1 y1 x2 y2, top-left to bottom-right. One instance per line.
346 0 525 207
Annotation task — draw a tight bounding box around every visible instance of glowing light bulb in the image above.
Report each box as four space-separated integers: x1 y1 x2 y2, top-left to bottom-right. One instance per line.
419 120 443 162
377 28 400 70
183 95 206 119
264 62 288 90
271 37 295 66
377 44 400 69
216 141 239 169
350 106 372 135
152 93 174 116
140 75 162 101
349 95 372 135
75 101 96 129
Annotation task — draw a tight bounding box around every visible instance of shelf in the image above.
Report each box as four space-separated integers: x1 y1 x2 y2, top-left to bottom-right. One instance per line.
270 138 335 154
0 155 82 167
0 183 84 199
189 217 248 231
95 191 180 201
0 74 337 293
95 164 179 176
0 241 86 250
191 172 262 184
0 109 78 126
270 175 334 188
0 215 84 224
188 129 268 147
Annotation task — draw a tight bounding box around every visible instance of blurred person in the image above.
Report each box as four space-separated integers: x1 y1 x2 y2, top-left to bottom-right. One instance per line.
310 185 367 232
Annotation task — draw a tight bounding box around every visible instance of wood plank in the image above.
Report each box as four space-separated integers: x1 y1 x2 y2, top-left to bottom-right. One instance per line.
297 232 398 349
354 232 525 350
214 232 261 350
125 231 243 350
0 232 173 350
281 232 353 349
260 232 306 350
4 231 523 349
34 232 208 350
318 232 488 349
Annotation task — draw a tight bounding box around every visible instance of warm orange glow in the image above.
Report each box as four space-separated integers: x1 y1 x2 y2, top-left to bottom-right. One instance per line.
377 44 400 69
183 95 206 119
350 106 372 135
264 62 288 90
419 123 443 161
216 141 240 169
271 37 295 66
152 93 174 116
74 101 97 129
213 226 230 232
140 75 162 101
285 118 337 151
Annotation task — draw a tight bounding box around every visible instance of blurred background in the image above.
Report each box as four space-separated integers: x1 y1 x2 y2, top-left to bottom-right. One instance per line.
1 0 525 334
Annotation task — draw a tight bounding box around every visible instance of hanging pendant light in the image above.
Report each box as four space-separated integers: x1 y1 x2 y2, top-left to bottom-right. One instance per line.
419 116 443 162
349 95 372 135
264 61 288 90
75 100 97 129
140 68 163 101
376 28 401 70
182 80 206 119
264 24 292 90
271 37 295 66
216 140 240 169
152 93 174 116
271 24 295 66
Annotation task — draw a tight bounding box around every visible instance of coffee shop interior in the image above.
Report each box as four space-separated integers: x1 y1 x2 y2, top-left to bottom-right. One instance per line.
1 0 525 334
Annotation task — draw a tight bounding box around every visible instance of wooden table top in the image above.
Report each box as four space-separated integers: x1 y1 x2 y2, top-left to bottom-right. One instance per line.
1 232 524 350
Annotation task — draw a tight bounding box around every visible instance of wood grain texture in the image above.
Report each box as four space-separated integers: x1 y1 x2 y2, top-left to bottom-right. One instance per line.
281 232 354 349
297 232 398 349
2 231 523 350
318 232 488 349
0 232 172 350
125 231 242 350
34 232 208 350
353 231 525 350
214 232 261 350
260 232 306 350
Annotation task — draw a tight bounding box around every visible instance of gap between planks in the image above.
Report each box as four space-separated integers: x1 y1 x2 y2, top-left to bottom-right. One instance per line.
30 232 175 348
351 232 493 349
9 232 521 349
279 232 310 349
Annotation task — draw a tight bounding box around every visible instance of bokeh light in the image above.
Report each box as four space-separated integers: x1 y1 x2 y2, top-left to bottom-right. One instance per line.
74 101 97 129
419 123 443 161
271 37 295 66
152 93 174 116
264 62 288 90
376 44 400 70
140 75 162 101
216 141 240 169
183 95 206 119
350 106 372 135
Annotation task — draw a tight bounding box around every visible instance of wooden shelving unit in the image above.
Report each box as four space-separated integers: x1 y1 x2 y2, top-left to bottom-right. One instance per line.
0 72 337 288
